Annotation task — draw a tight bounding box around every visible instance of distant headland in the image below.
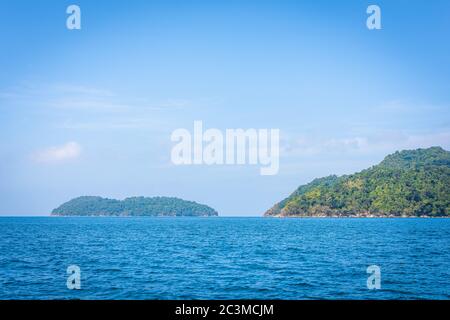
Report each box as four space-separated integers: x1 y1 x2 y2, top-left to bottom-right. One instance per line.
265 147 450 217
51 196 218 217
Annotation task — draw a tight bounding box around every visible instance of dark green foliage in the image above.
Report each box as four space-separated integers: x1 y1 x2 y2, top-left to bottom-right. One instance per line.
52 196 218 217
265 147 450 217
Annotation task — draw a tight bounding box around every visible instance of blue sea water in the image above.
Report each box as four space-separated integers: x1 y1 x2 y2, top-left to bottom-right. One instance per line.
0 217 449 300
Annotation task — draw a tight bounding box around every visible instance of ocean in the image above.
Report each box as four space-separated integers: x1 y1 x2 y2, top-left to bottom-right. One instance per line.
0 217 449 299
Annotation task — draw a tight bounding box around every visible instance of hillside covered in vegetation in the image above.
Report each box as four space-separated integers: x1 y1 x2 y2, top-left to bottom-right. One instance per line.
265 147 450 217
52 196 218 217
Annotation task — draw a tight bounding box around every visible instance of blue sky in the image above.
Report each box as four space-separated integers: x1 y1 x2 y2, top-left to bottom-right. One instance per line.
0 0 449 216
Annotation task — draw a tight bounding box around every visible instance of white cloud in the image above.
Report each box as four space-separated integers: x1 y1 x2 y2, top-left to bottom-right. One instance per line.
32 142 82 163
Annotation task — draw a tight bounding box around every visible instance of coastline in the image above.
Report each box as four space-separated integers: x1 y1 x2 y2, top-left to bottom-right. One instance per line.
265 214 449 218
1 215 446 218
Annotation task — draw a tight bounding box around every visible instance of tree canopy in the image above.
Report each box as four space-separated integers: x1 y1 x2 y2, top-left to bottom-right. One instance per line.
52 196 218 217
265 147 450 217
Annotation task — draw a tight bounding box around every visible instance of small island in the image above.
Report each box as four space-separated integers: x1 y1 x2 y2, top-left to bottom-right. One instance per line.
52 196 218 217
265 147 450 217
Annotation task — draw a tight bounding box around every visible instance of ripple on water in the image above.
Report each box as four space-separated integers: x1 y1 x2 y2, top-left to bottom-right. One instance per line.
0 217 449 299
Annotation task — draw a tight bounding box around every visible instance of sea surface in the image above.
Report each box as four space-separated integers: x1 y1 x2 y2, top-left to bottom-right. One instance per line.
0 217 449 300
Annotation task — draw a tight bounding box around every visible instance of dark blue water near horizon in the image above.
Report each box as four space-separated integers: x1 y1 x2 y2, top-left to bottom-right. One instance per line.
0 217 449 300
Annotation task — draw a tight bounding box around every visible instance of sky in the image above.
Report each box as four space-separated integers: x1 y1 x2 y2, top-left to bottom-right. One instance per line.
0 0 449 216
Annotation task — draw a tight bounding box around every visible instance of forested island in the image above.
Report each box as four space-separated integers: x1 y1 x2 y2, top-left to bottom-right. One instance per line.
265 147 450 217
51 196 218 217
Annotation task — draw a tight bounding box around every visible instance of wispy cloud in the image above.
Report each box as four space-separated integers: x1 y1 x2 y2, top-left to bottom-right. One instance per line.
0 82 192 112
31 142 82 164
158 99 191 108
0 83 131 112
281 131 450 157
0 82 196 131
57 117 166 130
